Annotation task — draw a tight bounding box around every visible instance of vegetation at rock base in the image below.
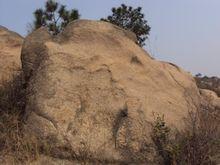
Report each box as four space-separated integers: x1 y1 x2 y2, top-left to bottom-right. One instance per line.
0 73 219 164
0 74 39 163
29 0 80 35
152 107 220 165
101 4 151 47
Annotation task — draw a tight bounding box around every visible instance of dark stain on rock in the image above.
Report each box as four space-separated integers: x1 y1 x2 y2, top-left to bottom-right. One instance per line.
112 106 128 148
131 56 142 65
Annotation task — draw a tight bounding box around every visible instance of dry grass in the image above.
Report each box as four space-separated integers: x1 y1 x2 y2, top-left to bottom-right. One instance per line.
0 73 39 163
151 104 220 165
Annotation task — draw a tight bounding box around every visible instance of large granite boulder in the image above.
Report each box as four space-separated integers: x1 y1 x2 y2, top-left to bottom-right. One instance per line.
21 20 201 163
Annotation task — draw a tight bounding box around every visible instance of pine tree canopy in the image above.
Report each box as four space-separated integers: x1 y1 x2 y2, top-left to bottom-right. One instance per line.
101 4 151 47
32 0 80 35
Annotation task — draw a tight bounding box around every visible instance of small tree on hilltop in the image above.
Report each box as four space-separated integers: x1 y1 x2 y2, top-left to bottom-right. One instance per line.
101 4 151 47
31 0 80 35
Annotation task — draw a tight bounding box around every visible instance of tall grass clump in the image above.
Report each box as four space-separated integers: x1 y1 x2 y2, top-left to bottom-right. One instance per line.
0 73 39 163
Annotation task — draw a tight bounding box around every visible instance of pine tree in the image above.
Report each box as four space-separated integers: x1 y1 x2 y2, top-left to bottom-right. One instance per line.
101 4 151 47
32 0 80 35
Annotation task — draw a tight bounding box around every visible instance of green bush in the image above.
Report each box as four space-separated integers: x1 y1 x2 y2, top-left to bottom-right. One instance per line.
29 0 80 35
101 4 150 47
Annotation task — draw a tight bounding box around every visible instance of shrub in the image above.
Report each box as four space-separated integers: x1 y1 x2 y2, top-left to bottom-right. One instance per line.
29 0 80 35
151 105 220 165
101 4 151 47
151 114 179 165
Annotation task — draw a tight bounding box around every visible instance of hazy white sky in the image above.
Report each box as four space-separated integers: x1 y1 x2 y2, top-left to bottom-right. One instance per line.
0 0 219 76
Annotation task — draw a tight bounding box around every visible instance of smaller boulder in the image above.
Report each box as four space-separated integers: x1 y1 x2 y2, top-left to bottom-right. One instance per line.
0 26 23 85
200 89 220 109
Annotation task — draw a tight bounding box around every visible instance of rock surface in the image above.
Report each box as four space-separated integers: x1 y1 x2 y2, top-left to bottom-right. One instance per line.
200 89 220 109
0 26 23 85
21 20 201 163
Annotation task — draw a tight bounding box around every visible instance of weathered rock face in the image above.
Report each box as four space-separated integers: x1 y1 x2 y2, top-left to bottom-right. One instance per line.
0 26 23 85
21 20 201 163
